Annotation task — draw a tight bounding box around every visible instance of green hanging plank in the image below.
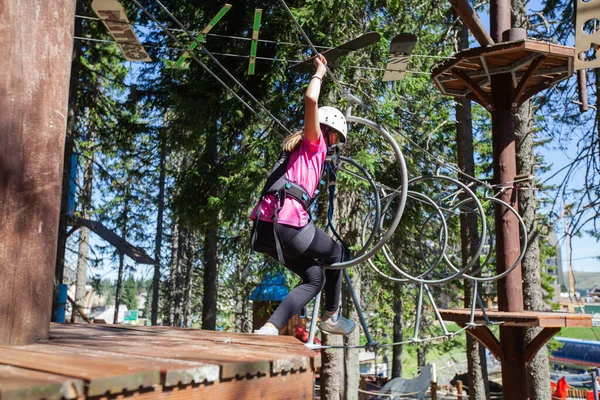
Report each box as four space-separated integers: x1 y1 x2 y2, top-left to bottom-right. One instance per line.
172 4 232 69
248 9 262 75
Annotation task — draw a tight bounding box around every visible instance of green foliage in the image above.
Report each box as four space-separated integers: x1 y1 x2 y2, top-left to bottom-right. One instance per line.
558 327 600 342
121 274 139 311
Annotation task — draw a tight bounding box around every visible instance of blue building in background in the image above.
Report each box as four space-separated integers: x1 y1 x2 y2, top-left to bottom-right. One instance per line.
550 337 600 369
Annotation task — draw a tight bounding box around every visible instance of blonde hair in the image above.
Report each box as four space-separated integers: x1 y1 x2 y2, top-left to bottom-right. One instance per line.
282 130 304 152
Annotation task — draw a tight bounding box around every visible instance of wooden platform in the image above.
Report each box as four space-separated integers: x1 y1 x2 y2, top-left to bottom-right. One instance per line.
439 308 593 328
0 323 318 400
439 308 592 363
431 39 574 111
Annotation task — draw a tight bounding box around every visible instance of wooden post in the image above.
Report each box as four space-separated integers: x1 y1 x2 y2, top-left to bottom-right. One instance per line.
457 380 463 400
0 0 76 344
489 2 528 400
430 381 437 400
359 376 366 400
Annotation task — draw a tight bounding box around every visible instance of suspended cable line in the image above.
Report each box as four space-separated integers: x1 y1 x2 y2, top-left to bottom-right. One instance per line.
129 0 292 137
73 36 432 75
276 0 494 190
75 14 454 59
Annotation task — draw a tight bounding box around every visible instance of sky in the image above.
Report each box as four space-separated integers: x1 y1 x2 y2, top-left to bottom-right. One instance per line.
524 0 599 273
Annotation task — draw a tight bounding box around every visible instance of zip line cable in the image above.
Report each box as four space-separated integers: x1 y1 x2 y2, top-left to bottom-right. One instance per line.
75 14 453 60
276 0 345 94
130 0 292 138
275 0 496 191
126 4 268 133
150 0 296 138
97 0 499 190
73 36 431 75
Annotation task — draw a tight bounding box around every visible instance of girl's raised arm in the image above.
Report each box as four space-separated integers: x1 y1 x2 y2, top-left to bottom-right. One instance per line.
304 54 327 143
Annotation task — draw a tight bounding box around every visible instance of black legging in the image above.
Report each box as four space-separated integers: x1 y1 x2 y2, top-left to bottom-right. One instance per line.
255 221 342 331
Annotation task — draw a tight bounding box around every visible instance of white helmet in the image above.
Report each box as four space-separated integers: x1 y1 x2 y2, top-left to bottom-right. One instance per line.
318 106 347 144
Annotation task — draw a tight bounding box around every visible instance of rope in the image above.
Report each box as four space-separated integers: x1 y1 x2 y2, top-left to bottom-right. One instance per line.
73 36 432 75
276 0 347 94
274 0 499 191
126 0 271 133
309 325 470 350
85 4 502 190
77 14 454 59
130 0 292 137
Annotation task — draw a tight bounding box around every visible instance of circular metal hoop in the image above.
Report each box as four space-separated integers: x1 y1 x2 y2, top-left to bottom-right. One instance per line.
326 114 408 269
373 175 487 284
454 196 528 282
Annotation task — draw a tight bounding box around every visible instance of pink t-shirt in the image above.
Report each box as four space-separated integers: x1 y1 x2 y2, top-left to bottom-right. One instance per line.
251 135 327 227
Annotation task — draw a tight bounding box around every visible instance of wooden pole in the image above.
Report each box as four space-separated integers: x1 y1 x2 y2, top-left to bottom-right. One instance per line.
449 0 495 47
430 381 437 400
489 2 528 400
0 0 76 344
457 380 463 400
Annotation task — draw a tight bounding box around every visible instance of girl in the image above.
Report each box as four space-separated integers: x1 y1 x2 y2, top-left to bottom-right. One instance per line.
250 54 356 336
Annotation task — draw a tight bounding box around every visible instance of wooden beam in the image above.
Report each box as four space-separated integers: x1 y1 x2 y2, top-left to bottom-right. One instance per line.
449 0 494 47
0 0 76 346
458 323 503 359
520 73 570 105
452 68 494 111
523 327 561 364
67 217 157 264
511 55 545 111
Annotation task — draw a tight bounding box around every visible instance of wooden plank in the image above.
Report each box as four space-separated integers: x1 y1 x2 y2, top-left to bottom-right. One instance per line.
47 334 276 379
50 324 315 374
104 324 314 354
0 346 159 397
432 39 573 82
0 365 84 400
511 55 546 110
116 368 315 400
452 69 494 111
523 327 561 363
67 217 156 264
22 343 219 387
458 324 502 360
439 308 592 328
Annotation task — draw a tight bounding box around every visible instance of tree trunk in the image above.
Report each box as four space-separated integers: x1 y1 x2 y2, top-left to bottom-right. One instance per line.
151 135 166 325
202 221 218 330
321 331 344 400
113 184 130 324
0 0 75 345
165 220 179 327
515 98 551 400
172 227 186 327
201 128 219 331
74 143 94 322
337 187 361 399
182 231 195 327
392 279 404 378
455 21 490 400
511 2 552 398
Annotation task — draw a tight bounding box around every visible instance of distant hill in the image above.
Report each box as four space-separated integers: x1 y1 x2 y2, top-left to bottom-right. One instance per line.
565 271 600 292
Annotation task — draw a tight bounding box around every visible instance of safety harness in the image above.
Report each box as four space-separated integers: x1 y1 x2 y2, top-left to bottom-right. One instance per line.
250 151 325 264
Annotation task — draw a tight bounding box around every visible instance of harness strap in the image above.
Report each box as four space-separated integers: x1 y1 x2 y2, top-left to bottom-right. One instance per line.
252 150 327 264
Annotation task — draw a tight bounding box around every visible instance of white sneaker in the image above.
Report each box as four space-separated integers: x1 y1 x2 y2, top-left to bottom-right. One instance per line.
319 313 356 335
253 326 279 335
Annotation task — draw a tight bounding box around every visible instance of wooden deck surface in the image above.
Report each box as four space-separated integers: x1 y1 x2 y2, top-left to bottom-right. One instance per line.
0 323 317 400
439 308 593 327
